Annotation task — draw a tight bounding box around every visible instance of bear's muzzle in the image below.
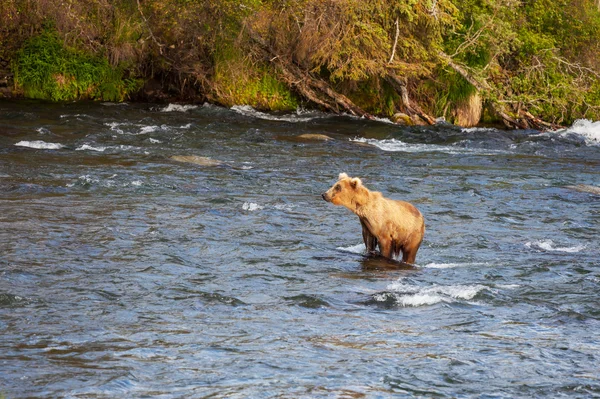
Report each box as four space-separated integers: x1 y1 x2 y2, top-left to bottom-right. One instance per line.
321 192 331 202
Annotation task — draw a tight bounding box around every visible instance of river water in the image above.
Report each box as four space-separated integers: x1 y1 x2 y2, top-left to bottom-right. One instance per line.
1 100 599 398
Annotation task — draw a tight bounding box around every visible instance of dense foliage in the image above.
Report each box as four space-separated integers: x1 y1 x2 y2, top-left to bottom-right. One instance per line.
1 0 600 126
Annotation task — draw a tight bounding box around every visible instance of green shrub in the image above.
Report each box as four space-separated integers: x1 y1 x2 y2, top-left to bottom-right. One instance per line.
213 44 298 111
13 30 141 102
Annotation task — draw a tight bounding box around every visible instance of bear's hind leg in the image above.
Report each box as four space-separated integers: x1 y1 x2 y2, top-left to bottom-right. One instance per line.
393 241 402 259
401 245 419 264
378 238 394 259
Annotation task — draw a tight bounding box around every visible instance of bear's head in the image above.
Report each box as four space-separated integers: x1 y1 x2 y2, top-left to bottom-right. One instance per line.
321 173 366 209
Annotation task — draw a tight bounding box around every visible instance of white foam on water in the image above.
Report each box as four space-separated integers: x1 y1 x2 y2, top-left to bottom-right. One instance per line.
36 127 52 135
496 284 520 289
66 175 100 187
149 138 162 144
398 293 445 307
370 116 395 125
60 114 88 119
336 243 366 255
350 137 505 155
76 144 138 152
461 126 499 133
231 105 327 123
242 202 264 211
160 103 198 112
273 204 296 211
105 122 166 135
139 125 160 134
525 240 585 253
15 140 64 150
557 119 600 146
76 144 107 152
421 262 488 269
106 122 125 134
375 279 488 307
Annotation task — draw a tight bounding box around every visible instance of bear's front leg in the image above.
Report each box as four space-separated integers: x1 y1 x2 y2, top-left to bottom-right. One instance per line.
360 219 378 253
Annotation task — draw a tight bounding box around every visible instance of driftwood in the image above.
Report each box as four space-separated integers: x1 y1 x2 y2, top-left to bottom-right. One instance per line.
439 51 563 130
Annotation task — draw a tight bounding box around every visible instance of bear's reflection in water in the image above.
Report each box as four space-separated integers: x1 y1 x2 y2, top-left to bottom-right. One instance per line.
360 253 417 271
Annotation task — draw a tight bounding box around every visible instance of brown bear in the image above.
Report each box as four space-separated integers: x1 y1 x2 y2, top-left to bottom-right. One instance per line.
322 173 425 264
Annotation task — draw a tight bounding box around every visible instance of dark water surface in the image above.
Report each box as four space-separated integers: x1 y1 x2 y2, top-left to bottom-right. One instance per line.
1 100 599 398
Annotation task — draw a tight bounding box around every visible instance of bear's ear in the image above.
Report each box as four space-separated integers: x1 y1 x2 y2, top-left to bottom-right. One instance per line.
338 172 349 180
350 177 362 189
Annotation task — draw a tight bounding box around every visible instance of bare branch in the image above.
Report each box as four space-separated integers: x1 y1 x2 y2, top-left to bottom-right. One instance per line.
137 0 164 54
388 18 399 64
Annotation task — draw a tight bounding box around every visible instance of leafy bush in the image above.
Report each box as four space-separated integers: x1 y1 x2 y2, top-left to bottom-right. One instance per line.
13 30 141 102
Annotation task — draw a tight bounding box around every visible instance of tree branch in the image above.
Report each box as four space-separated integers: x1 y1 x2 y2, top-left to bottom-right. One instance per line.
388 18 399 64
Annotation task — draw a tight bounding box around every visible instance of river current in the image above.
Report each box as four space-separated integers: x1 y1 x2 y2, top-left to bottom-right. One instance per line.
1 100 599 398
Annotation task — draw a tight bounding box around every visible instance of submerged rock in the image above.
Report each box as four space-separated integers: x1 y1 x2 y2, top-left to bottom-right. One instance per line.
565 184 600 196
171 155 224 167
297 133 333 141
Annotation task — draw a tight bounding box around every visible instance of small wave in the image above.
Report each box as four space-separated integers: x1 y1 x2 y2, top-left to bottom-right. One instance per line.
36 127 53 135
105 122 166 135
67 175 143 188
350 137 504 155
273 204 296 211
421 262 488 269
59 114 89 119
461 127 499 133
525 240 585 253
373 292 443 307
76 144 138 153
160 103 198 112
76 144 107 152
370 116 395 125
67 175 100 187
337 243 366 255
495 284 520 289
242 202 264 211
139 125 161 134
372 279 488 307
231 105 327 123
15 140 64 150
106 122 125 134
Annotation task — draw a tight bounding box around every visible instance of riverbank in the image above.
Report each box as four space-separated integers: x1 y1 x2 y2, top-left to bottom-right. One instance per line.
2 0 600 129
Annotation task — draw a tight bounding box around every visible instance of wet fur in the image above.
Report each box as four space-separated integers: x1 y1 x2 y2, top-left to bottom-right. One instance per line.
322 173 425 264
